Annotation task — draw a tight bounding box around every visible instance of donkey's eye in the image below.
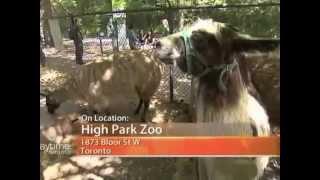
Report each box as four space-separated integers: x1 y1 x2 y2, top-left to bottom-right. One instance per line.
192 41 208 54
190 31 210 50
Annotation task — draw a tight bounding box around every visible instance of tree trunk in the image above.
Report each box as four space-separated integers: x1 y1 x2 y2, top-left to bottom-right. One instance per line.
42 0 54 47
42 23 53 47
166 10 175 34
179 10 186 30
165 0 174 34
40 44 46 67
43 0 63 50
48 19 64 50
192 0 198 6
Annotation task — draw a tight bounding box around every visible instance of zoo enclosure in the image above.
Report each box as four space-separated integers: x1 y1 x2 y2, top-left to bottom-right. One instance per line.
41 1 280 103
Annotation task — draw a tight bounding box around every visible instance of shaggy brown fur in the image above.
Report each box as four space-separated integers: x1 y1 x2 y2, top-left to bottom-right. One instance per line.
155 19 279 180
46 50 162 122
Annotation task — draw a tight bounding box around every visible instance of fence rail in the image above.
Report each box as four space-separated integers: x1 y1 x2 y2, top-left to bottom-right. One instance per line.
41 3 280 20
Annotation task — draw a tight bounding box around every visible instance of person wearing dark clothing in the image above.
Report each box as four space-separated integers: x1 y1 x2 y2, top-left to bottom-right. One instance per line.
142 32 148 44
143 31 153 45
127 24 137 50
137 30 144 44
111 20 119 51
147 31 153 44
69 16 84 65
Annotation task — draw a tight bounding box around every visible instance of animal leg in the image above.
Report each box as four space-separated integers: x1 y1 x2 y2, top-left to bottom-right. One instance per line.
141 99 150 122
134 99 143 115
87 106 98 116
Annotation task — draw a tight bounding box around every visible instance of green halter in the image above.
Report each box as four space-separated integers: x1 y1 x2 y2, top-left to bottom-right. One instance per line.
180 30 238 92
181 30 201 75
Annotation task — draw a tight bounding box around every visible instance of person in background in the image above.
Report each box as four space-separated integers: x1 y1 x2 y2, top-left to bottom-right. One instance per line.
127 24 137 50
150 32 161 48
137 29 144 46
147 31 153 44
69 16 84 65
110 20 119 52
143 31 149 44
143 31 154 45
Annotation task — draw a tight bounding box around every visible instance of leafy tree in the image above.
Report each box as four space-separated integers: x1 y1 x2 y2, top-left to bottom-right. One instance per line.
46 0 279 38
41 0 55 46
51 0 112 37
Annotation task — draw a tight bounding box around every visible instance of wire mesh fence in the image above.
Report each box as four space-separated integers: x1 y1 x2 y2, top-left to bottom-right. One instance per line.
41 3 279 104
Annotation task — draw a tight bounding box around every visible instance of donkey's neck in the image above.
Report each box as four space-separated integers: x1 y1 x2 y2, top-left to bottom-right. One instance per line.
199 66 246 107
195 67 251 124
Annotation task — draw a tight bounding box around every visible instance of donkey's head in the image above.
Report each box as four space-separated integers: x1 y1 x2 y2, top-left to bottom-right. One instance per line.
46 94 61 114
155 19 279 76
42 88 67 114
154 19 279 99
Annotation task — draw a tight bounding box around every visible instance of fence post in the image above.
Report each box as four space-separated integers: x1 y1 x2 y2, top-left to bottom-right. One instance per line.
99 36 104 56
111 19 119 52
170 65 174 102
167 8 175 102
115 20 119 51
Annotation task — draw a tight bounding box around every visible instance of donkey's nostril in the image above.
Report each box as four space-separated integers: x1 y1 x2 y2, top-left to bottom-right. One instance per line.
155 41 161 49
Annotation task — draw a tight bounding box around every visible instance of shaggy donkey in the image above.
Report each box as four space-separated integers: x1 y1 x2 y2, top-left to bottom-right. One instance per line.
154 19 279 180
44 50 162 122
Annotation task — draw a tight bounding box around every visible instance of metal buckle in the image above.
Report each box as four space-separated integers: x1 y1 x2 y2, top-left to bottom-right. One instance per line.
226 64 231 72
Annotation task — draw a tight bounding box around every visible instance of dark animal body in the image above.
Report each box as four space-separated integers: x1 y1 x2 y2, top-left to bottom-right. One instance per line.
45 50 162 122
244 49 280 126
155 19 279 180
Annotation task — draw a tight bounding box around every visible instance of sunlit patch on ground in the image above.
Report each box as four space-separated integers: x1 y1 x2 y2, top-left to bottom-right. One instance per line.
41 67 69 92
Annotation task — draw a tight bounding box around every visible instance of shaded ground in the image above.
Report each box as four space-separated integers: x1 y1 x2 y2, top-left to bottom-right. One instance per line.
40 43 279 180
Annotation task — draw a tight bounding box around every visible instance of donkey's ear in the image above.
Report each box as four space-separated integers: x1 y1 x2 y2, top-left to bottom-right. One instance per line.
232 37 280 52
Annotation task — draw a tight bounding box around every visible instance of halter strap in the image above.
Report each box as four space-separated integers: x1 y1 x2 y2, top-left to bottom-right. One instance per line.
181 30 194 74
198 60 239 92
181 30 239 92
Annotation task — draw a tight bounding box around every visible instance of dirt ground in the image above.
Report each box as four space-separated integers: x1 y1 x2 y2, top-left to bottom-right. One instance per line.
40 44 195 180
40 43 279 180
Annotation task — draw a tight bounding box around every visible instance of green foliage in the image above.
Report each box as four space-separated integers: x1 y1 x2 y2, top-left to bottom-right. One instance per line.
52 0 112 37
174 0 280 37
112 0 126 9
49 0 279 38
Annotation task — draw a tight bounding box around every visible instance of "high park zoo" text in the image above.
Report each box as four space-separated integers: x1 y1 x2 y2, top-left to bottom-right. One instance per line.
81 123 163 136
